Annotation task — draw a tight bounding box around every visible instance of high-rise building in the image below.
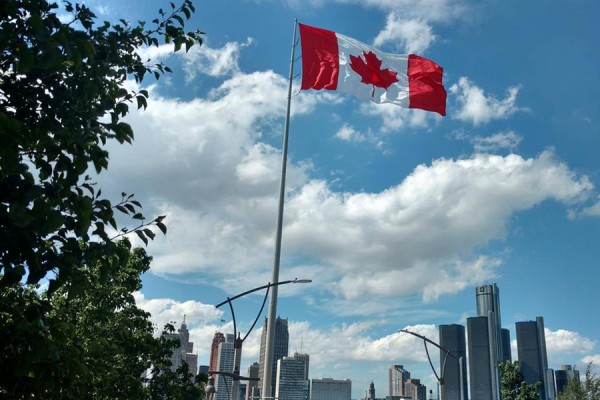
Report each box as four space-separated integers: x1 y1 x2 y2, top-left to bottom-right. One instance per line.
215 334 236 400
367 381 376 400
555 365 580 395
310 378 352 400
475 284 503 400
516 317 552 400
388 365 410 397
210 332 226 372
199 365 209 376
467 316 494 400
275 355 309 400
501 328 512 362
245 362 260 400
293 352 310 381
259 317 289 399
161 318 198 376
439 324 467 400
404 379 426 400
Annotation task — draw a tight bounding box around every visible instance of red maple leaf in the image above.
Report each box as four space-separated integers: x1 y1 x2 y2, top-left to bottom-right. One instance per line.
350 51 398 95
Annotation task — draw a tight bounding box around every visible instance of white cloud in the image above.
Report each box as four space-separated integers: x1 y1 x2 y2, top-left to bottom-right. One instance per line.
283 151 591 302
545 328 596 354
102 40 594 313
182 38 254 81
133 291 223 331
450 77 526 125
335 124 365 142
333 0 469 24
373 14 436 54
137 38 254 83
471 131 523 153
579 197 600 217
582 354 600 367
360 102 431 134
137 44 176 64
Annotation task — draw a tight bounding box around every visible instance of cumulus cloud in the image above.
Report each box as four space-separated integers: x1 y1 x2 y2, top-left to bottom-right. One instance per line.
283 151 591 302
582 354 600 367
334 0 469 23
134 291 223 329
545 328 596 354
182 38 254 81
360 102 431 134
579 197 600 217
450 77 526 125
335 124 365 142
471 131 523 153
373 14 436 54
102 39 595 314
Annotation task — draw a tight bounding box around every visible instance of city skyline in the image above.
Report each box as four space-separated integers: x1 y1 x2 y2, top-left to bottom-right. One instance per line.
197 282 583 400
86 0 600 397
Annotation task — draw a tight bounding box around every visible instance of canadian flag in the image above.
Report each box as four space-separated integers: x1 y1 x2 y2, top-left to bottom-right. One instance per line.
299 23 447 116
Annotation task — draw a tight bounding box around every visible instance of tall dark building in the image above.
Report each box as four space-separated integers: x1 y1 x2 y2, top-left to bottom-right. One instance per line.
555 365 579 395
516 317 551 400
467 316 494 400
501 328 512 362
475 284 502 399
367 381 376 400
259 317 289 399
439 324 467 400
245 362 260 400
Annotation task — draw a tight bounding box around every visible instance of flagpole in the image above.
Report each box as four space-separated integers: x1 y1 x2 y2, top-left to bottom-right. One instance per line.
261 19 298 400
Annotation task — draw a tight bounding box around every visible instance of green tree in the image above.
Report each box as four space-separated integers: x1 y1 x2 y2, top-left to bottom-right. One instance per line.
499 361 541 400
557 363 600 400
0 0 203 398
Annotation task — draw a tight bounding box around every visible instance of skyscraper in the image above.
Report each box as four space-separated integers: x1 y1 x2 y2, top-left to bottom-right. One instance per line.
216 334 236 400
275 355 309 400
474 283 503 400
310 378 351 400
293 352 310 382
467 316 494 400
245 362 260 400
501 328 512 362
404 379 426 400
439 324 467 400
555 365 580 395
259 317 289 399
516 317 552 400
367 381 376 400
210 332 226 372
161 318 198 376
388 364 410 397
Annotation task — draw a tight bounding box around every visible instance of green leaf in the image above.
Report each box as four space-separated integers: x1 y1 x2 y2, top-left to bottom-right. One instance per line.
136 95 147 109
156 221 167 235
135 230 149 245
17 44 34 73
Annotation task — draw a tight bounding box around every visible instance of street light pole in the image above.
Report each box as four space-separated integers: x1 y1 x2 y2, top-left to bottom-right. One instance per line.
212 279 311 400
262 19 299 400
399 329 465 400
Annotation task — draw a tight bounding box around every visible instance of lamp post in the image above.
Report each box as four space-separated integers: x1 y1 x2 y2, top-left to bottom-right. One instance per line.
398 329 465 400
211 279 311 400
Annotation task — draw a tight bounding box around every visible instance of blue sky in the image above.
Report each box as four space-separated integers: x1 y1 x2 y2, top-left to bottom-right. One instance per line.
84 0 599 396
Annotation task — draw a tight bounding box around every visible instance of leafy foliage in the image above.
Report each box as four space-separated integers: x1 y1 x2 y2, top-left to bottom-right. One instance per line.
557 363 600 400
0 0 204 397
499 361 541 400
